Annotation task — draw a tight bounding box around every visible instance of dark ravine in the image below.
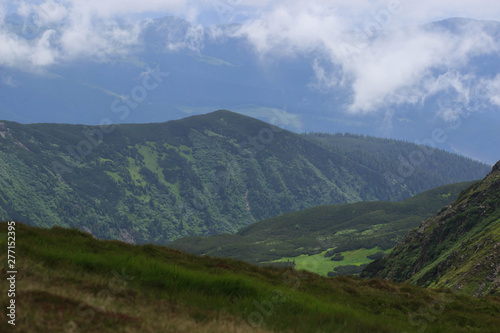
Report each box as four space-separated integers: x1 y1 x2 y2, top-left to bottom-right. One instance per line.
362 161 500 297
0 110 490 244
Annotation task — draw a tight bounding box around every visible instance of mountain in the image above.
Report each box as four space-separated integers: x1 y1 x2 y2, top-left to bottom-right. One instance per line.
304 133 488 196
362 161 500 297
0 111 489 244
170 181 474 276
1 17 500 163
2 221 500 332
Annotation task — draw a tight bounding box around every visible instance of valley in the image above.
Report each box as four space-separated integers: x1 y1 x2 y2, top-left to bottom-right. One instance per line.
171 181 475 276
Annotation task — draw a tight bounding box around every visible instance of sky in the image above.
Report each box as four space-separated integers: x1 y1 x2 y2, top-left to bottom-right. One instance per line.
1 0 500 117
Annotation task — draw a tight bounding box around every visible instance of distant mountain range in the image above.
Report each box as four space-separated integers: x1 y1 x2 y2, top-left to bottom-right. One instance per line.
1 16 500 164
363 161 500 297
0 110 489 243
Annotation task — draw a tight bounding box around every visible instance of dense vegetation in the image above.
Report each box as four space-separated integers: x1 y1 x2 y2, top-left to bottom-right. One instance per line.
170 182 474 276
305 132 487 195
1 222 500 332
0 111 490 244
363 161 500 297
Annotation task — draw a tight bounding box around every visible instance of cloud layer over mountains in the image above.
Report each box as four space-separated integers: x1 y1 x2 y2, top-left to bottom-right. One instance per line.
1 0 500 117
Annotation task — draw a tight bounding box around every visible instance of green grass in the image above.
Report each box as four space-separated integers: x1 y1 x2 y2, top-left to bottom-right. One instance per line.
178 144 195 163
1 222 499 332
104 170 124 184
136 142 166 183
269 247 393 276
126 156 146 187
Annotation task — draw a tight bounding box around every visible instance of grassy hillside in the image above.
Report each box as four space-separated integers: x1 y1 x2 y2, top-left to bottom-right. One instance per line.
170 182 474 276
1 222 500 332
363 161 500 297
0 111 490 244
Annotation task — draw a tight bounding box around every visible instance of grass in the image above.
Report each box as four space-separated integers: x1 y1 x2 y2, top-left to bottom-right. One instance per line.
136 142 166 184
126 156 146 187
104 170 124 184
1 222 499 332
269 247 393 276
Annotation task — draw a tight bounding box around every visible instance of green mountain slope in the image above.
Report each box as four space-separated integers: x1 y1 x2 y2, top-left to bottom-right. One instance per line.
362 161 500 297
170 182 474 276
0 110 490 244
1 222 500 332
305 132 487 195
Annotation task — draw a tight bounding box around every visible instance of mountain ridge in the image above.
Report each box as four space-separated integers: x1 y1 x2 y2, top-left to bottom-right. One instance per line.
0 110 490 244
362 161 500 296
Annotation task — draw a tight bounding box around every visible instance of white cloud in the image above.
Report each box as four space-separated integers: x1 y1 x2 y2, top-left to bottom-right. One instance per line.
66 0 192 18
235 2 347 56
345 23 500 113
2 0 500 118
0 0 199 69
58 14 142 60
233 0 500 114
165 24 205 51
17 0 68 25
0 27 59 68
482 74 500 107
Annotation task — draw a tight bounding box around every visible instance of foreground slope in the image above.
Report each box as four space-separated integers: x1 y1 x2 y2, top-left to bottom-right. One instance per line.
0 111 490 244
363 161 500 297
1 222 500 332
170 182 474 276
